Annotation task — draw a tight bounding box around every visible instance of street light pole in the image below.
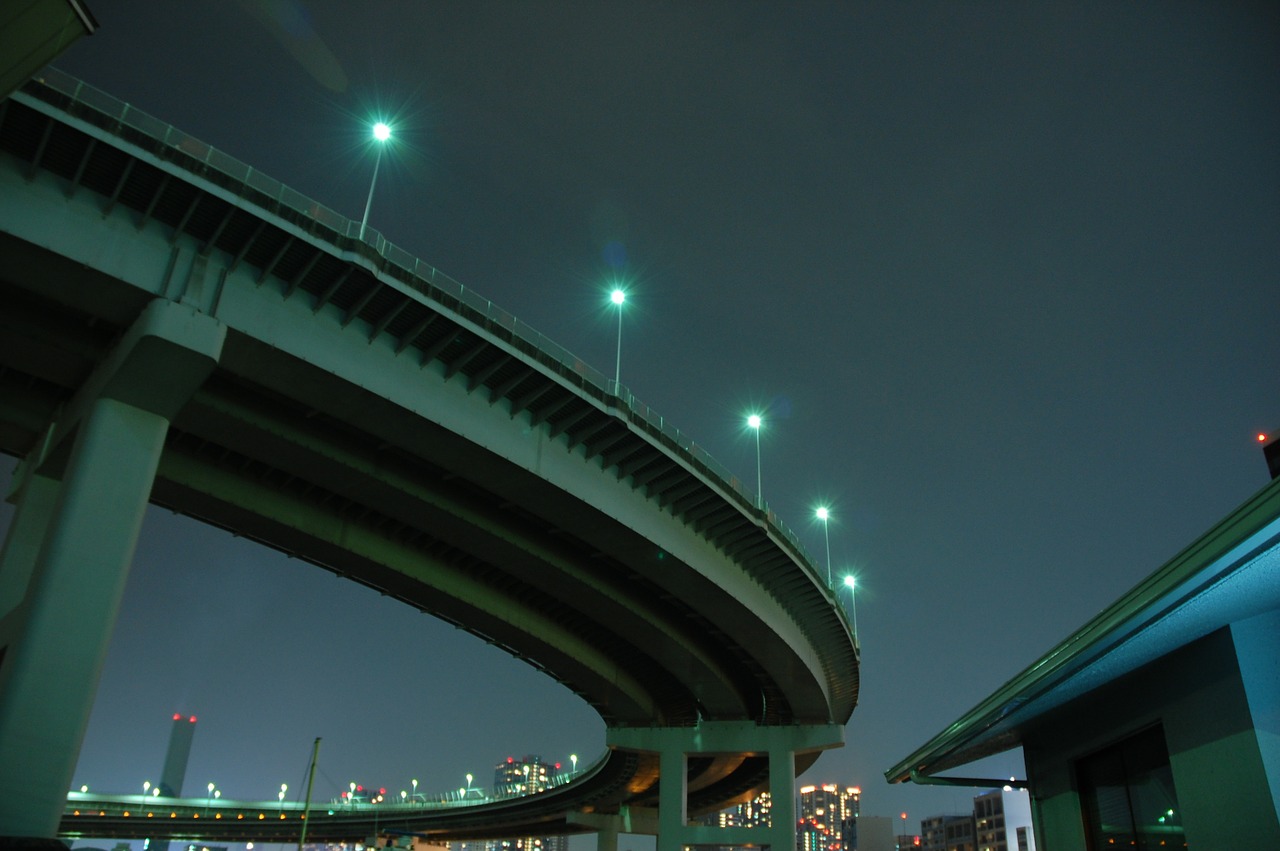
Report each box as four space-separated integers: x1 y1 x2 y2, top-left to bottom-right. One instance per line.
359 121 392 241
611 288 626 389
816 507 831 586
843 575 858 643
747 415 763 508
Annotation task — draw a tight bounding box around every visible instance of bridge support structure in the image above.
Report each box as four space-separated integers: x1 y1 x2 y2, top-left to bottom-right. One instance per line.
0 299 224 841
605 721 844 851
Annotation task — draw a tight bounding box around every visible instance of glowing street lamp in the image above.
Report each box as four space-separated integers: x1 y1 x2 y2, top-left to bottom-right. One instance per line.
570 753 578 774
206 782 215 815
747 414 763 508
359 120 393 241
141 781 150 812
412 778 418 805
843 575 858 642
278 783 287 814
610 288 626 389
815 506 832 586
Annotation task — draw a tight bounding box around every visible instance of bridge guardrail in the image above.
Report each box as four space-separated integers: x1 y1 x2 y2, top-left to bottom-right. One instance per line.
23 67 841 600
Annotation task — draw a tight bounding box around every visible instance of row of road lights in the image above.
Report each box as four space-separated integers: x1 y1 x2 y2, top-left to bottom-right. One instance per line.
355 123 858 644
610 292 860 642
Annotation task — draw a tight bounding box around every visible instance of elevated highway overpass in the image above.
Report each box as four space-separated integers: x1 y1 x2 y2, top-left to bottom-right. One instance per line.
0 70 859 850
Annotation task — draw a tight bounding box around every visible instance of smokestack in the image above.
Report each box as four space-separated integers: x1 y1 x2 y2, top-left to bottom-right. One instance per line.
159 713 196 797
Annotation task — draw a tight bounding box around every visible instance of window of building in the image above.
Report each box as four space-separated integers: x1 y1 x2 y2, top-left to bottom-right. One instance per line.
1077 724 1186 849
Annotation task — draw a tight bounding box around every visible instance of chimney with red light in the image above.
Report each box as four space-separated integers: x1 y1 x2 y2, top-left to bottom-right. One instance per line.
158 713 197 797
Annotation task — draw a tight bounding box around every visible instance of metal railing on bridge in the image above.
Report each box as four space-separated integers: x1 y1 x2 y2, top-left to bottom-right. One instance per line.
20 68 835 594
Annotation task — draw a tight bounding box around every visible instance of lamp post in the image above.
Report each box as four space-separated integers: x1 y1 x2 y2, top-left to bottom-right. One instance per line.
141 781 150 813
610 288 626 390
279 783 287 815
816 506 832 586
747 414 763 508
843 575 858 642
349 781 356 809
359 121 392 241
412 778 418 805
206 782 214 815
570 753 578 775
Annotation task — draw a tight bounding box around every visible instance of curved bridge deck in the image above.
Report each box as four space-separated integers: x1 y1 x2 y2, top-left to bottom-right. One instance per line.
0 70 858 847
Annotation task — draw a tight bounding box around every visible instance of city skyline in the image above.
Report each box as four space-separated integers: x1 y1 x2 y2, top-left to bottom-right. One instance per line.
0 2 1275 846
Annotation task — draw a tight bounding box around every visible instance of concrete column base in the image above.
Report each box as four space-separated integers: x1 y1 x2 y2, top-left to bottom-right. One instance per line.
607 721 844 851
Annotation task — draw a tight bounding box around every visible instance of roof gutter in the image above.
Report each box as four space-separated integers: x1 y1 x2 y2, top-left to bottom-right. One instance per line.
909 770 1028 790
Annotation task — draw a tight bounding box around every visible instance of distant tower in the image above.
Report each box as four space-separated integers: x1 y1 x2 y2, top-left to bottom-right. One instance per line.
158 713 197 797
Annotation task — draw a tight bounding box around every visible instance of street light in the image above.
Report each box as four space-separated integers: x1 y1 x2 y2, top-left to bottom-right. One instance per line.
206 782 215 815
843 575 858 642
610 288 626 389
412 778 418 805
747 414 763 508
141 781 150 813
359 120 393 241
815 506 832 586
279 783 287 814
570 753 578 775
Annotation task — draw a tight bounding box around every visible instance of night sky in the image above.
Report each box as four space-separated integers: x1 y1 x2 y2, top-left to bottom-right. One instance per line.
4 0 1278 841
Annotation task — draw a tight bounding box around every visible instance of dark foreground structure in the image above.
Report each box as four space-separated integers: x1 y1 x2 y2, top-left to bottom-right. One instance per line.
888 460 1280 847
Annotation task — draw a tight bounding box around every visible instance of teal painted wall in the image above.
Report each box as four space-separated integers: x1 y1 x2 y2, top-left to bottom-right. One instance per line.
1022 627 1280 847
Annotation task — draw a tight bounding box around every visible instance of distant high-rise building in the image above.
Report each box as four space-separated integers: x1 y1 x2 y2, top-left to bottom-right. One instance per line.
971 790 1034 851
693 791 772 851
920 814 973 851
849 815 894 851
491 756 567 851
798 784 861 851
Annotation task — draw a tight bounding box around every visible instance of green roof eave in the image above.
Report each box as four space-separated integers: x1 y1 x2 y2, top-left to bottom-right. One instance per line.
886 472 1280 785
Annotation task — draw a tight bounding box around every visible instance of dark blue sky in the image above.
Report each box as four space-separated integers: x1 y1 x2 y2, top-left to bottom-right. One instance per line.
7 0 1277 838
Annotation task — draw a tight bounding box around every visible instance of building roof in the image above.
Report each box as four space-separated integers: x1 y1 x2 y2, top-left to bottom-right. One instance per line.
886 469 1280 784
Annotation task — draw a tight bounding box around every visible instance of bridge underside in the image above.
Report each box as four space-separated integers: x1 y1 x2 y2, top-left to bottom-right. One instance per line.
0 78 857 847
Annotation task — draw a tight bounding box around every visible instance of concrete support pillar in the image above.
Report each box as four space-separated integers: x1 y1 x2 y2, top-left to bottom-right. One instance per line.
657 747 688 851
0 299 223 841
595 824 619 851
607 721 843 851
768 747 797 851
0 398 168 836
0 472 59 624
